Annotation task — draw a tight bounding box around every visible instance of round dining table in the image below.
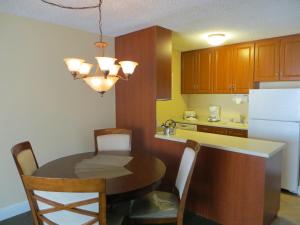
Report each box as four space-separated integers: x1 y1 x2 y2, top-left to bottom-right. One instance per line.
33 151 166 203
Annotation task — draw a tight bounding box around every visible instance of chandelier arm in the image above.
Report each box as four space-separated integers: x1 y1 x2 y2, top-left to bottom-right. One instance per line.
40 0 100 10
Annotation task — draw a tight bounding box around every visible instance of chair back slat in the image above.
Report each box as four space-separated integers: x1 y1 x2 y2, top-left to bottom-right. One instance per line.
34 194 98 217
94 128 132 152
23 176 106 192
22 176 107 225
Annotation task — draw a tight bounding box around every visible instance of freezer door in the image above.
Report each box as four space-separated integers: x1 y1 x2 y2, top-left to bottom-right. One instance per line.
249 89 300 122
249 119 300 193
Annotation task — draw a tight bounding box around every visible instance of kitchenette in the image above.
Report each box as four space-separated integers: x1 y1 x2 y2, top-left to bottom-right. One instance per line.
114 26 300 225
154 33 300 225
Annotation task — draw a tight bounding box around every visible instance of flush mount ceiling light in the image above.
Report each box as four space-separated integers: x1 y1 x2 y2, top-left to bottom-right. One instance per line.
41 0 138 96
206 33 227 46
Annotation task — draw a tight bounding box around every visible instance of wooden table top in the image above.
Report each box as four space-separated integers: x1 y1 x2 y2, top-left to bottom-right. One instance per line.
33 151 166 203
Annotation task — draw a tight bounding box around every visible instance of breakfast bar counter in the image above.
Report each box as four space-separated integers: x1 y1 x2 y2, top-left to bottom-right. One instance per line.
154 129 285 225
155 129 284 158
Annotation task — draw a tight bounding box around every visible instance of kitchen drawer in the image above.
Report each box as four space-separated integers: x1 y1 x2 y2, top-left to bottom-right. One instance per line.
197 125 216 133
227 128 248 137
197 125 248 137
212 127 228 135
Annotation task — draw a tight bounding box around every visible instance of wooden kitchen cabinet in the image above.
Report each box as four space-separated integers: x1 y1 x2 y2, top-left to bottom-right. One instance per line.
232 42 255 93
197 125 248 137
116 26 172 101
182 34 300 88
182 43 255 94
254 39 280 81
280 35 300 80
227 128 248 137
181 49 213 94
196 49 213 93
213 46 233 93
197 125 215 133
213 43 255 94
254 34 300 82
181 51 197 93
155 27 172 99
212 127 229 135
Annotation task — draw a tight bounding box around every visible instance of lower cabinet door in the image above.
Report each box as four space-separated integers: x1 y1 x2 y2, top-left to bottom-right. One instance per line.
212 127 228 135
227 128 248 138
197 125 215 133
197 125 248 137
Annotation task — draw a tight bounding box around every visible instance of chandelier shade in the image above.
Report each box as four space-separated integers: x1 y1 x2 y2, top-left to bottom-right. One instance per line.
64 58 84 75
83 75 119 95
95 57 117 75
109 64 121 76
79 63 93 75
119 61 139 77
42 0 138 96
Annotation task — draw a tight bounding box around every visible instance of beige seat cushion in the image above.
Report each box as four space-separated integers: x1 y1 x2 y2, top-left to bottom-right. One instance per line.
130 191 178 219
17 149 37 175
97 134 131 151
175 147 195 198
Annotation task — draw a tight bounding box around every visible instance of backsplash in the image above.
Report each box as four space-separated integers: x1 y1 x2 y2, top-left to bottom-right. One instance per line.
187 94 249 123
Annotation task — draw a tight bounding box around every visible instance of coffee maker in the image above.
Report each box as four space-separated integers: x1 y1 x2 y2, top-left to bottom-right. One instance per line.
208 106 221 122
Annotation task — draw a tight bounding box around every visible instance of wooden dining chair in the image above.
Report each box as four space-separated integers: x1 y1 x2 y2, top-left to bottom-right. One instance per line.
22 175 126 225
94 128 132 153
11 141 41 225
129 140 201 225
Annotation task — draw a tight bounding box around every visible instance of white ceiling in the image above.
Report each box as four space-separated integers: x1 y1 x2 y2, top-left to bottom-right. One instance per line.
1 0 300 51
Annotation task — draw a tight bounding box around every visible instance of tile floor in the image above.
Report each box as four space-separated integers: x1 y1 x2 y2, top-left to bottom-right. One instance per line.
272 192 300 225
1 193 299 225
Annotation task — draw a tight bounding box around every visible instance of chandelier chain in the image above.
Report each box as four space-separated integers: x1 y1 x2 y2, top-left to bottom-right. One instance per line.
40 0 100 9
98 0 103 43
41 0 104 43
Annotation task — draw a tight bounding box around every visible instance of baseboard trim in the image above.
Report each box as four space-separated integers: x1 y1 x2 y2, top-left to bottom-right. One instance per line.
0 201 30 221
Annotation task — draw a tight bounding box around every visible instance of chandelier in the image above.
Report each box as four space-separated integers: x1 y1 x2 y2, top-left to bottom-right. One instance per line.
41 0 138 96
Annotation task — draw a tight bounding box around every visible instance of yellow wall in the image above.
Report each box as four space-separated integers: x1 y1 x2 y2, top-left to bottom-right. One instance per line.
156 50 188 126
0 13 115 212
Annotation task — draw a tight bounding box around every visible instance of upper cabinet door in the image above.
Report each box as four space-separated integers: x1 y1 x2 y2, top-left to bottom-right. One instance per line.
195 49 213 93
181 51 197 93
280 35 300 81
213 46 233 93
155 27 172 100
232 43 254 94
254 39 280 81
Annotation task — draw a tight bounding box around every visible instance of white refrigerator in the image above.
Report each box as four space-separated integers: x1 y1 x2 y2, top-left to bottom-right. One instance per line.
248 89 300 194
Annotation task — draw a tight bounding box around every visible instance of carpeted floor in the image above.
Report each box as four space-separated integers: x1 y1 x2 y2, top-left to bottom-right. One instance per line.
0 210 218 225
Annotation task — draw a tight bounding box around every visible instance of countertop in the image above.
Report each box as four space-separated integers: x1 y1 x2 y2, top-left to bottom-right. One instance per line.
155 129 285 158
174 118 248 130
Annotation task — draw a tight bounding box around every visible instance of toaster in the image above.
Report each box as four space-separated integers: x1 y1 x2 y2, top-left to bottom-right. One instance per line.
183 111 197 120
